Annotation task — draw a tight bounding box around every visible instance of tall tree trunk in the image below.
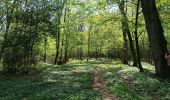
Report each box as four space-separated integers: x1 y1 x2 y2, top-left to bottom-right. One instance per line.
80 35 83 61
54 0 66 64
118 0 137 66
59 33 64 64
122 31 128 64
64 35 69 63
126 30 137 66
59 8 67 64
64 8 69 63
140 0 169 78
134 0 144 72
54 16 61 64
87 26 92 61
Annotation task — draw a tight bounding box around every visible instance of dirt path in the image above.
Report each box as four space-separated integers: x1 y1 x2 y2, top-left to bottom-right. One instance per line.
93 67 117 100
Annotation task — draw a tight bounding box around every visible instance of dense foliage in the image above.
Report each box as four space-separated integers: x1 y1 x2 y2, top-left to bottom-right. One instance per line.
0 0 170 99
0 0 170 75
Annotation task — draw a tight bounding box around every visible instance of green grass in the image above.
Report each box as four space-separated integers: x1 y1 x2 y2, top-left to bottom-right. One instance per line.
0 60 101 100
1 59 170 100
100 61 170 100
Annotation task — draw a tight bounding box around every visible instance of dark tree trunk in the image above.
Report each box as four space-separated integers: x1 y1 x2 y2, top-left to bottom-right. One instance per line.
126 30 138 66
54 16 61 64
122 31 128 64
80 35 83 61
134 0 144 72
63 8 69 63
140 0 169 78
118 0 137 66
64 36 68 63
59 31 64 63
87 26 92 61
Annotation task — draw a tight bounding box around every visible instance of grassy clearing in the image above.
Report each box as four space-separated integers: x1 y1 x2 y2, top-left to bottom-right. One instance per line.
100 61 170 100
0 60 101 100
1 59 170 100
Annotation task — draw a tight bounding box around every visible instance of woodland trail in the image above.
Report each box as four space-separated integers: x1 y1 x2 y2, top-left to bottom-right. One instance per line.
93 67 117 100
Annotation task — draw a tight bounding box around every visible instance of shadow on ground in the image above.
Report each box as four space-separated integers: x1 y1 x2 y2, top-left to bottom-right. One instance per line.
101 61 170 100
0 61 101 100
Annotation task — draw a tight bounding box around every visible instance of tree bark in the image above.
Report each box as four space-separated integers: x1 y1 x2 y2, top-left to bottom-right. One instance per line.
118 0 137 66
87 26 92 61
122 31 128 64
64 35 69 63
54 15 61 64
54 0 66 64
134 0 144 72
80 35 83 61
140 0 169 78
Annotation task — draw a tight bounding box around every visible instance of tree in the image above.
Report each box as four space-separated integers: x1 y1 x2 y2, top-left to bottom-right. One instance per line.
87 25 92 61
0 0 17 61
118 0 138 66
54 0 66 64
134 0 144 72
140 0 169 77
0 0 52 73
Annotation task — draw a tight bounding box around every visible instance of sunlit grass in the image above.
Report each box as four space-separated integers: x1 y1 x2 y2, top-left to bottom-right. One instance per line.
0 60 101 100
1 59 170 99
101 60 170 100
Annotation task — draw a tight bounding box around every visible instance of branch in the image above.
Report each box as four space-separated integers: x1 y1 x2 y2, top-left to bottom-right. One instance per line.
137 31 144 38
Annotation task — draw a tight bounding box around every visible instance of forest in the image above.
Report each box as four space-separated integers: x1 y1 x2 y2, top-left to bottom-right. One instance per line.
0 0 170 99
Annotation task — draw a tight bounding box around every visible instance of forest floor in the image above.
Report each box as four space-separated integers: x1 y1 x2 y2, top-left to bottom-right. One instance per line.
93 67 116 100
0 59 170 100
